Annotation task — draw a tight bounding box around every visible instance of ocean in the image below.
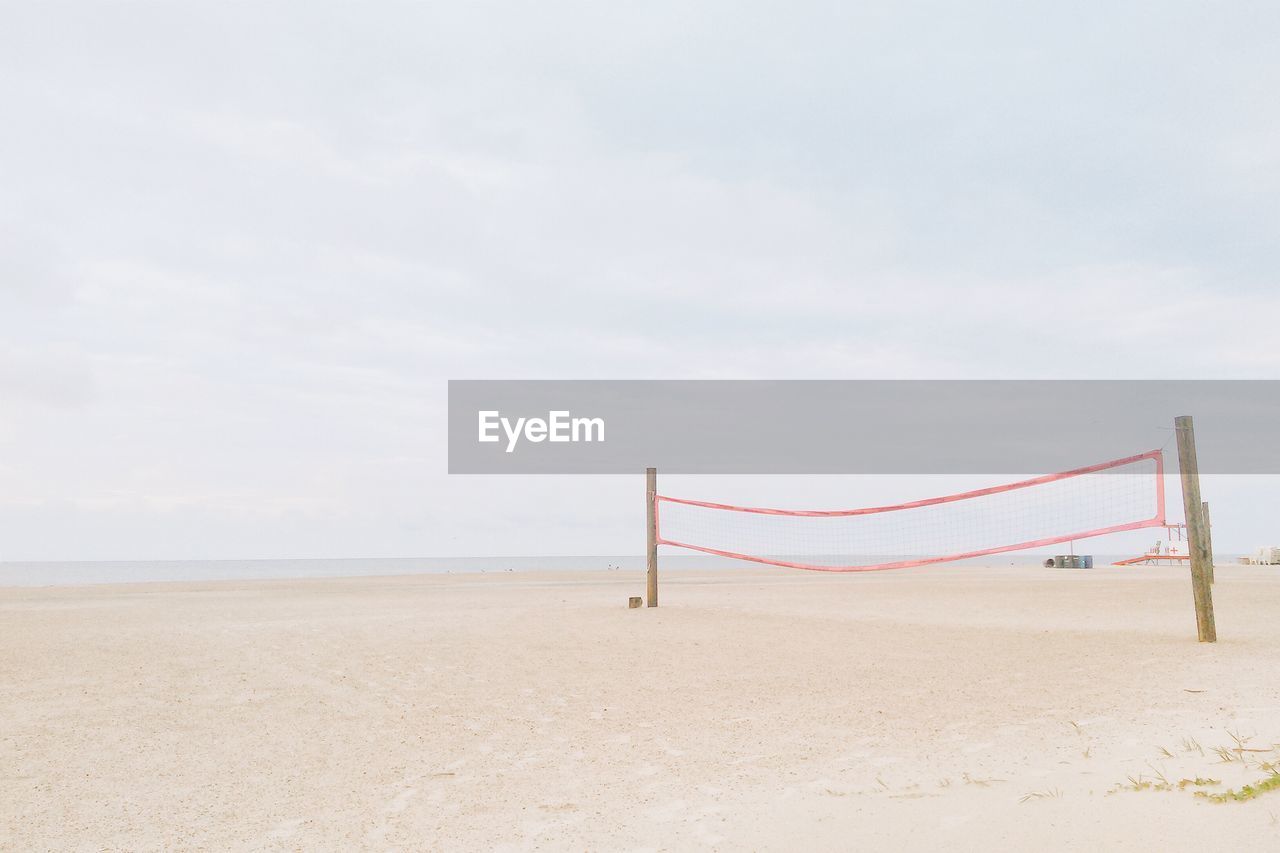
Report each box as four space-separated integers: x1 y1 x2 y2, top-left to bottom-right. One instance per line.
0 552 1199 586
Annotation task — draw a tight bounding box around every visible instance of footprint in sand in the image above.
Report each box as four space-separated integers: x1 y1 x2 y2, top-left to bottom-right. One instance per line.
386 787 417 814
266 818 306 840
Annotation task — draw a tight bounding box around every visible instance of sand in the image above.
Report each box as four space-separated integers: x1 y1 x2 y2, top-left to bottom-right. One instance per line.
3 564 1279 851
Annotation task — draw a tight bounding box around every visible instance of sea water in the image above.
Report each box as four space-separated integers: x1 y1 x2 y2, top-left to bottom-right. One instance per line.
0 553 1183 586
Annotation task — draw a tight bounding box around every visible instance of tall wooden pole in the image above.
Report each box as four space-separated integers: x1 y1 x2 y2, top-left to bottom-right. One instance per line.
646 467 658 607
1202 501 1214 584
1174 416 1216 642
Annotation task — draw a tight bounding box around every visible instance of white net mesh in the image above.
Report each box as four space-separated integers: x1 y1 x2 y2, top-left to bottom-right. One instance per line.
655 451 1165 571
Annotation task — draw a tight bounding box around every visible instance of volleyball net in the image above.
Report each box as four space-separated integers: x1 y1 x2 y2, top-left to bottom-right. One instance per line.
653 450 1166 572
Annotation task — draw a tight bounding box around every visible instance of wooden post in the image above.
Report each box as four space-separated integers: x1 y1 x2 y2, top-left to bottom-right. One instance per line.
1201 501 1214 584
646 467 658 607
1174 416 1216 642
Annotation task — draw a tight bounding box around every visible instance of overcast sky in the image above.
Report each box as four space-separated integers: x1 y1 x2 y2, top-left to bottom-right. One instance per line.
2 2 1279 561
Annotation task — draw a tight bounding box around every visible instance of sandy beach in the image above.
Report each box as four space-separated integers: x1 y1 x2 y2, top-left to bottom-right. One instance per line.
3 564 1279 851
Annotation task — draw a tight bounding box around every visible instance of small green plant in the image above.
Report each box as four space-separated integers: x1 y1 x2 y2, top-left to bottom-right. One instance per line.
1112 732 1280 801
1222 729 1271 758
1117 774 1160 792
1113 772 1178 794
1020 788 1062 803
1177 777 1220 789
1194 772 1280 803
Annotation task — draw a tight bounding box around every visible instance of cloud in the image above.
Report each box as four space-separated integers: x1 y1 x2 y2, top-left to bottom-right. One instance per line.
0 1 1277 559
